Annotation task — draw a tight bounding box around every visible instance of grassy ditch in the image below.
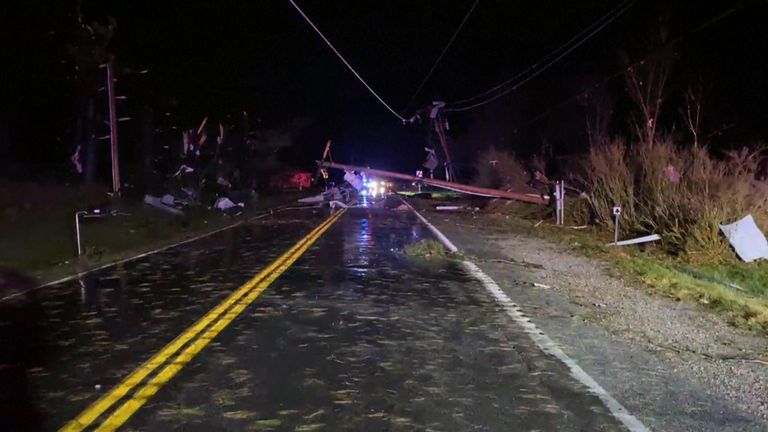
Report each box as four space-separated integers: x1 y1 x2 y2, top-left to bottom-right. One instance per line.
0 182 301 283
403 239 448 258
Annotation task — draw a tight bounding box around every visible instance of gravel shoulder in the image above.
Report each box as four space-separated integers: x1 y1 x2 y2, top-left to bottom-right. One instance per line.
424 210 768 432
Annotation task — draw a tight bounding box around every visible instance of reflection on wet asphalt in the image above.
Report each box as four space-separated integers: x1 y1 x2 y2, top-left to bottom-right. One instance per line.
19 210 330 430
114 208 623 431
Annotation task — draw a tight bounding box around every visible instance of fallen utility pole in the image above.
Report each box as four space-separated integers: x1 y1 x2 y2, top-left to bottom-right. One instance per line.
318 161 548 205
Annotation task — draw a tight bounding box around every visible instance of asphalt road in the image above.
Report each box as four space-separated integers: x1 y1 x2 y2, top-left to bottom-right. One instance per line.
4 206 635 431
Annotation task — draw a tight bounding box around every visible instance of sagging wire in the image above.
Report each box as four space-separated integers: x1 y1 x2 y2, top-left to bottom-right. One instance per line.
446 0 637 112
288 0 406 123
402 0 480 115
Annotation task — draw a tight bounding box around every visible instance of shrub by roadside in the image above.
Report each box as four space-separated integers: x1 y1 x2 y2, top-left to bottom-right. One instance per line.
584 139 768 259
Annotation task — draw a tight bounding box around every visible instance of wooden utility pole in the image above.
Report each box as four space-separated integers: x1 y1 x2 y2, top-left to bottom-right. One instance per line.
433 117 454 182
106 58 121 195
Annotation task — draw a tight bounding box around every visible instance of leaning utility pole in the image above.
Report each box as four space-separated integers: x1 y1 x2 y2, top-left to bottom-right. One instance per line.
433 116 454 182
106 58 121 195
428 101 454 182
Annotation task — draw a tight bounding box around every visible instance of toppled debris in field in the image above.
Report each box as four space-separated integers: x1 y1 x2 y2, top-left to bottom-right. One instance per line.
403 239 448 258
298 186 355 206
214 197 244 216
144 194 185 216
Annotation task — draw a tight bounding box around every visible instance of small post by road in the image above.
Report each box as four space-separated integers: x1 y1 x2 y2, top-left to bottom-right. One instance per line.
75 211 87 256
560 182 565 224
613 206 622 245
554 182 559 224
416 170 423 193
75 209 112 256
75 209 107 256
554 181 565 225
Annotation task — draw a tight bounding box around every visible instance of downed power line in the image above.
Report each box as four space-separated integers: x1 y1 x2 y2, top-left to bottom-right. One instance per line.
317 160 548 204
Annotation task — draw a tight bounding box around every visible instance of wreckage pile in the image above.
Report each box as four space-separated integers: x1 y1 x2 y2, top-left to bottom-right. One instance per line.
142 116 295 217
144 119 255 216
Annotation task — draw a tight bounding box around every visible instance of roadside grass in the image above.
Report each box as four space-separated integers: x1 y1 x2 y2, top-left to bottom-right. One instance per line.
616 255 768 330
403 239 447 258
0 182 302 283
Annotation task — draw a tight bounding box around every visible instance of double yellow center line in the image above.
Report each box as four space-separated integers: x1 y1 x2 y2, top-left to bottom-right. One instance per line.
61 209 346 432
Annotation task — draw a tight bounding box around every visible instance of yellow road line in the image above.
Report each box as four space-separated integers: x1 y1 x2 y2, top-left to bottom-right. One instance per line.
60 209 345 432
95 211 340 431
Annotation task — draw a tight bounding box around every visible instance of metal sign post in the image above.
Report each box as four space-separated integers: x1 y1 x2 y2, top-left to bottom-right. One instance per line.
554 182 560 224
75 209 105 255
560 182 565 225
613 206 622 245
554 181 565 225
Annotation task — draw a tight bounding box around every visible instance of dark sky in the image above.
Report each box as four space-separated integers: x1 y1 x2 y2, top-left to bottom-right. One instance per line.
3 0 768 177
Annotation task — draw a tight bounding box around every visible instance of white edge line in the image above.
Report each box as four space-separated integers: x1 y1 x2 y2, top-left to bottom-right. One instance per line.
404 201 649 432
1 206 312 303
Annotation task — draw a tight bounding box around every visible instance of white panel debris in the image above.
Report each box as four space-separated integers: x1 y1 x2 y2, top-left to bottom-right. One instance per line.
719 214 768 262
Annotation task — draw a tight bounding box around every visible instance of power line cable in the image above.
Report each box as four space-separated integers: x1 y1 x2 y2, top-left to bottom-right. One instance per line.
402 0 480 114
452 0 632 106
524 3 742 126
446 0 637 112
288 0 406 122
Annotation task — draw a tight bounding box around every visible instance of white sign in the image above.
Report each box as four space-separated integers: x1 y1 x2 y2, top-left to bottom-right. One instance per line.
416 170 423 178
613 206 622 216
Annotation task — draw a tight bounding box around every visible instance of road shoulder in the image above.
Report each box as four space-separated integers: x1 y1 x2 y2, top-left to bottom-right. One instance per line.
424 209 768 432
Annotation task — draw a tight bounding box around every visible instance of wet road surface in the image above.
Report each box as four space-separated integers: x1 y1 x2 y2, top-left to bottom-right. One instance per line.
13 208 629 431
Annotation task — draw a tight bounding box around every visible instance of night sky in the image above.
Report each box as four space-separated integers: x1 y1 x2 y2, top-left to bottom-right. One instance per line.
3 0 768 179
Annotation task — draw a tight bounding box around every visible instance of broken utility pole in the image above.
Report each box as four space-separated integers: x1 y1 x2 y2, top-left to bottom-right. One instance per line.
429 101 454 182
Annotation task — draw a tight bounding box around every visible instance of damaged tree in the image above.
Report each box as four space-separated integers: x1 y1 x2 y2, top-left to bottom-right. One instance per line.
623 16 672 146
68 13 116 184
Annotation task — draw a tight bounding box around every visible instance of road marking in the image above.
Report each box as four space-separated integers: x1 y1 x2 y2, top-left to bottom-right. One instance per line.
405 202 649 432
60 209 345 432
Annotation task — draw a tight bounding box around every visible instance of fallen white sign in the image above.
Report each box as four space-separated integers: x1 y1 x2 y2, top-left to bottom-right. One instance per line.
719 214 768 262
